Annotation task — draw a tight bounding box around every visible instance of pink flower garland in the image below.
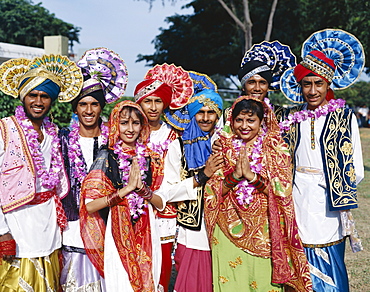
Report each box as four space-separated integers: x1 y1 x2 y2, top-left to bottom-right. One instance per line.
279 99 346 132
147 138 171 157
113 140 148 219
231 124 267 206
68 121 109 184
15 106 62 190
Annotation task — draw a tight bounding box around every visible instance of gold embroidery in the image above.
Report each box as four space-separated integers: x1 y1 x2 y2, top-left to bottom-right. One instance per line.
219 276 229 284
188 94 222 117
341 141 353 156
228 256 243 269
321 109 358 209
250 280 258 289
346 166 356 183
212 236 219 246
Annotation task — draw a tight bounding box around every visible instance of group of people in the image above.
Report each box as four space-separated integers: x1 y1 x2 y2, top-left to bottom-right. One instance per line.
0 28 365 292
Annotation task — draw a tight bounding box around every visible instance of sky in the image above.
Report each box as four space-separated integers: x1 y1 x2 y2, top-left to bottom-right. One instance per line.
39 0 192 97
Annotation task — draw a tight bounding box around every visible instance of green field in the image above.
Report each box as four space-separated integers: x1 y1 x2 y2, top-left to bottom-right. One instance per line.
346 128 370 291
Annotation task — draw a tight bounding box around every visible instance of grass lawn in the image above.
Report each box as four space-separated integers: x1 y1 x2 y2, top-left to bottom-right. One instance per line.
346 128 370 291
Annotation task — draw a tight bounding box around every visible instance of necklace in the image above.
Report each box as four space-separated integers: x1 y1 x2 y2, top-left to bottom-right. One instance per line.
231 124 267 206
113 140 148 219
68 121 109 184
279 99 346 132
15 106 63 190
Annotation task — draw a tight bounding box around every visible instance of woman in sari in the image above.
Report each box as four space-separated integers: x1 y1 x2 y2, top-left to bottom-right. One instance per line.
204 96 312 291
79 100 163 291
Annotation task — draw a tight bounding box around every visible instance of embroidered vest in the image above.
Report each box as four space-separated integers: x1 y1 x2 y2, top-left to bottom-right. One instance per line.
281 106 358 211
176 137 204 231
0 116 69 213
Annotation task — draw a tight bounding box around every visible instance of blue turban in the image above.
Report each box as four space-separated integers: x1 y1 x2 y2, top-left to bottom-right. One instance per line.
181 89 223 170
18 76 60 102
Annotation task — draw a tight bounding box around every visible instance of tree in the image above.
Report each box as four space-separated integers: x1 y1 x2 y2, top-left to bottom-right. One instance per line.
0 0 82 126
137 0 370 79
0 0 80 49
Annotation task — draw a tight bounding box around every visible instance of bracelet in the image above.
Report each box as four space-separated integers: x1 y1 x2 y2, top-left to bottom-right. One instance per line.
224 172 242 189
136 184 154 201
106 191 124 207
231 172 244 182
249 174 267 191
194 173 201 185
196 169 210 186
247 172 258 184
223 178 236 189
135 184 145 193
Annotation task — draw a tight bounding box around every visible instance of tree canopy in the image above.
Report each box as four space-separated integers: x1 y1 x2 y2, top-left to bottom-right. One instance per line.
0 0 80 49
137 0 370 78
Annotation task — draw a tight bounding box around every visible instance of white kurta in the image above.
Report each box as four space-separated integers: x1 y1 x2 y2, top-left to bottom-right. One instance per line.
0 126 62 258
292 110 364 245
150 122 178 243
62 135 105 249
156 138 210 251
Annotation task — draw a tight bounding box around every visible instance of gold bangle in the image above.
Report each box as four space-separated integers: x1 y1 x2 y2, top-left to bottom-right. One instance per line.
247 172 258 184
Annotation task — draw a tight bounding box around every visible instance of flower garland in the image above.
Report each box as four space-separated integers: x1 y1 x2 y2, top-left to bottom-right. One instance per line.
113 140 148 219
15 106 63 189
68 121 109 184
279 99 346 132
147 138 171 157
232 124 267 206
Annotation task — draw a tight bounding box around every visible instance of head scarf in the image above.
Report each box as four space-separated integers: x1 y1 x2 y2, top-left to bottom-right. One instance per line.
134 79 173 109
182 89 223 170
294 50 336 84
108 100 150 150
238 60 273 89
222 95 278 139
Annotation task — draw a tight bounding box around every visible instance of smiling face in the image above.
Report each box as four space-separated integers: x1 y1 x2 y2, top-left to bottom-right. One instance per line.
243 74 269 100
195 106 219 133
232 111 262 142
23 90 52 121
301 75 330 110
74 95 102 130
119 108 143 148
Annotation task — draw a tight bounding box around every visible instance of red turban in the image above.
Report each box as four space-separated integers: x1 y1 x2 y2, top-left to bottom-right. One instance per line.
294 50 336 84
134 79 173 109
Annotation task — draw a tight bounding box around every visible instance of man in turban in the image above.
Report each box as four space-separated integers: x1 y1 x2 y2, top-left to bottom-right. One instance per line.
280 50 364 292
238 59 272 100
134 76 188 292
0 55 82 290
59 75 108 291
157 89 224 292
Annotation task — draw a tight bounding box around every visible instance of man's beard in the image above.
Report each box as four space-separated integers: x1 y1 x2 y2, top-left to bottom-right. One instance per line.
24 106 50 121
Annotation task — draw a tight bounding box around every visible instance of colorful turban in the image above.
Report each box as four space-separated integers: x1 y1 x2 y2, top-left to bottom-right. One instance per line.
294 50 336 83
182 89 223 170
18 72 61 102
72 73 106 111
134 79 173 109
238 60 273 88
76 47 128 106
187 89 223 119
0 55 83 103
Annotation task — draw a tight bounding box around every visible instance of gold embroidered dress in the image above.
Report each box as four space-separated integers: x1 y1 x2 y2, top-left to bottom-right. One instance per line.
204 97 312 292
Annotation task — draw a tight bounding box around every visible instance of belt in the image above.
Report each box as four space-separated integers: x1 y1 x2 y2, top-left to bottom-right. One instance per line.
303 237 345 248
